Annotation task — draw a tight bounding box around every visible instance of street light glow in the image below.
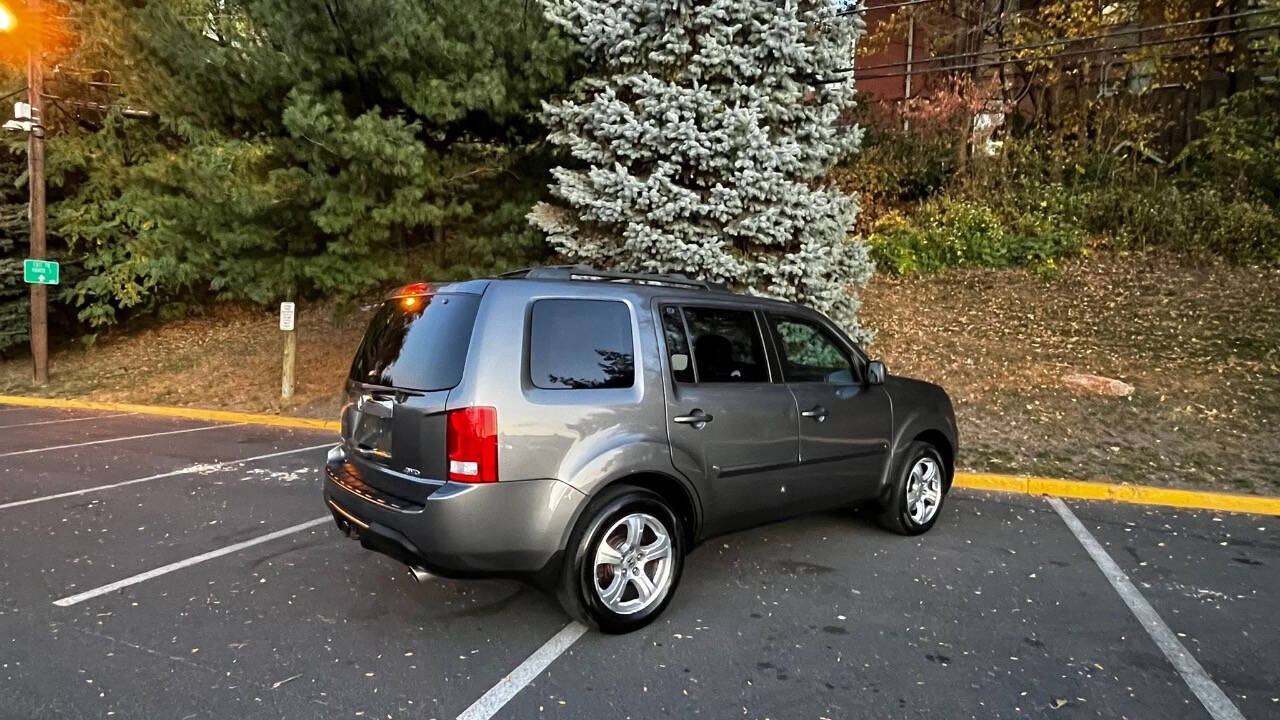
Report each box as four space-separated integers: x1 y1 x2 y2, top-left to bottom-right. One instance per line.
0 5 14 33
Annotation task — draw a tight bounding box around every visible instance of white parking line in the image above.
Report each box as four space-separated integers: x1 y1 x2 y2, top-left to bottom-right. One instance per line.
1048 498 1246 720
456 621 589 720
0 423 241 458
0 443 333 510
53 516 331 607
0 412 135 430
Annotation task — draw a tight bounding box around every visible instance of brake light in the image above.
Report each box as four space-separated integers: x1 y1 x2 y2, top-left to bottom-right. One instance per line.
446 407 498 483
388 282 433 299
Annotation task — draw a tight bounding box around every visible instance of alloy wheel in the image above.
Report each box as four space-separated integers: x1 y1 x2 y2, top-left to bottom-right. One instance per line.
905 456 943 525
592 512 675 615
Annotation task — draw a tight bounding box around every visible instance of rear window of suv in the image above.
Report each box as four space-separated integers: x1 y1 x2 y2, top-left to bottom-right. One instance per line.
349 293 481 391
529 299 635 390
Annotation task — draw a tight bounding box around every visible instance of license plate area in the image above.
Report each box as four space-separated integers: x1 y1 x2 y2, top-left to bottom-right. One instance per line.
353 395 394 459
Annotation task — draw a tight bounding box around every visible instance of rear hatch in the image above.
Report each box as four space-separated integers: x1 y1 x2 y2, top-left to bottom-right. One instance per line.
340 286 483 505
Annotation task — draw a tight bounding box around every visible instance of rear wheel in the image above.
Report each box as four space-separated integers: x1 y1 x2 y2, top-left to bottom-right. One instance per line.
558 485 684 633
877 441 948 535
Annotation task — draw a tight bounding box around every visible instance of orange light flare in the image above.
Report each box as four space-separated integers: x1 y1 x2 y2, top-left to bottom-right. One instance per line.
0 2 78 66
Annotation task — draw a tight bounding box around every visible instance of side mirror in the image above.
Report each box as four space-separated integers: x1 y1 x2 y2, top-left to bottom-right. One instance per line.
866 360 886 386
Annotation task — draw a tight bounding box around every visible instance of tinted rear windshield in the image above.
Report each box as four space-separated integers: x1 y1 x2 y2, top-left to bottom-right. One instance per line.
349 293 481 391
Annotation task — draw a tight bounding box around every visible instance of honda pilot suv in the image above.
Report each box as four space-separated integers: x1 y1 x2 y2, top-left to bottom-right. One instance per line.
324 266 957 633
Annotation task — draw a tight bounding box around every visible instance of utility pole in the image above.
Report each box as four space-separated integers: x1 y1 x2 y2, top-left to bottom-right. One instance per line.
903 11 915 132
27 0 47 385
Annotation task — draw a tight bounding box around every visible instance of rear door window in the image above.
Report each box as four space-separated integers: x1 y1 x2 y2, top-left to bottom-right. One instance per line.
680 306 769 383
529 299 635 389
349 293 481 391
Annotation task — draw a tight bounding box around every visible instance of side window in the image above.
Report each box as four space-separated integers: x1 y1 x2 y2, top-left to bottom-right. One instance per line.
529 299 635 389
770 315 856 384
681 306 769 383
660 306 696 383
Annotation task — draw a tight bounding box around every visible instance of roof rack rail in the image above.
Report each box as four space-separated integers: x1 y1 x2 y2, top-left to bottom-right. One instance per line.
497 265 730 292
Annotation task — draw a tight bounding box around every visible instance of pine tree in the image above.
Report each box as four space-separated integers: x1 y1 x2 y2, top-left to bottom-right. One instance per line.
49 0 578 326
530 0 874 339
0 145 29 353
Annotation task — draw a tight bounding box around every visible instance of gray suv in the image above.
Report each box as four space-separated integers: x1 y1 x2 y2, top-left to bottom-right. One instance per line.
323 266 957 633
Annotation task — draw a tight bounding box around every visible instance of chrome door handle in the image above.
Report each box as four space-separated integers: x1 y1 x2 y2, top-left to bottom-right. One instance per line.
673 410 713 428
801 405 827 422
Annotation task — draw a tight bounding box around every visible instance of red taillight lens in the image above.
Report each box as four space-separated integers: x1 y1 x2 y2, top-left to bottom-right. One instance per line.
446 407 498 483
389 282 433 299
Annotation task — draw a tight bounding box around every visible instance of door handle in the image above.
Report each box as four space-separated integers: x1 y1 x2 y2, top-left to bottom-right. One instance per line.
801 405 827 422
673 410 713 428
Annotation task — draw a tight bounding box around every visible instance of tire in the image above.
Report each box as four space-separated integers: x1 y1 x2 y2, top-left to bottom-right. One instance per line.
557 485 685 634
877 441 949 536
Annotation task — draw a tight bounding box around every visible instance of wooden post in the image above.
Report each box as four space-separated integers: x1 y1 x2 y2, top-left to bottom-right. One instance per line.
281 329 297 401
27 0 47 385
280 300 297 402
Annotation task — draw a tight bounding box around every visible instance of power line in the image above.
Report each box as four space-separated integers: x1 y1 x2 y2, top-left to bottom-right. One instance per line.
839 6 1280 75
850 23 1280 82
837 0 951 15
856 46 1241 102
0 86 29 106
842 22 1280 82
39 91 155 119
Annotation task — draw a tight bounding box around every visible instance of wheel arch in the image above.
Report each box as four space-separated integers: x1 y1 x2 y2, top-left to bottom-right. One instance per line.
563 440 704 546
913 428 955 489
605 471 701 546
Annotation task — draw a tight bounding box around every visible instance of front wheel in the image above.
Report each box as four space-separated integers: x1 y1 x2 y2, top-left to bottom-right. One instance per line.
557 485 684 633
877 441 949 536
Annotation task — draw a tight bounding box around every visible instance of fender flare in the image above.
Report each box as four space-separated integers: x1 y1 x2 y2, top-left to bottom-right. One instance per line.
562 440 705 544
882 411 959 498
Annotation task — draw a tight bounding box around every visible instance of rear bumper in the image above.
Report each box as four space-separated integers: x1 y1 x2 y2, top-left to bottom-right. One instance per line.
323 449 587 577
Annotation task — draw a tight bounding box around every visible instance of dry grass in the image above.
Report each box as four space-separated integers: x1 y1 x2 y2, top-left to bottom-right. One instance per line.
3 253 1277 493
0 304 367 418
862 253 1280 494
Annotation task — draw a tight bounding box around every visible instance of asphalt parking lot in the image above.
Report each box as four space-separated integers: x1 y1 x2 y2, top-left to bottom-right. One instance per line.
0 404 1276 720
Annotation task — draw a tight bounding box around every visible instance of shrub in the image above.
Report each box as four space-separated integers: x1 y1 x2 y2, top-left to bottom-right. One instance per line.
868 197 1084 274
832 130 953 234
1178 85 1280 207
1038 183 1280 263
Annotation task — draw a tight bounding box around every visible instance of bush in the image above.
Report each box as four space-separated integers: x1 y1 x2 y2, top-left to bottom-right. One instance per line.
1034 183 1280 263
1177 85 1280 207
868 197 1085 274
831 129 954 234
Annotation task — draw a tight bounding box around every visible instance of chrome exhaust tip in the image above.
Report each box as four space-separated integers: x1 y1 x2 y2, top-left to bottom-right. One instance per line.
407 566 432 584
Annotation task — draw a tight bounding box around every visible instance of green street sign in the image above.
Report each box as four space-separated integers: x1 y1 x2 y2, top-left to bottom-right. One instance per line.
23 259 60 285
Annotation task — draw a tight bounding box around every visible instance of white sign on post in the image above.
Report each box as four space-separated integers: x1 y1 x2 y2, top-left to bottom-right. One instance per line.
279 302 296 332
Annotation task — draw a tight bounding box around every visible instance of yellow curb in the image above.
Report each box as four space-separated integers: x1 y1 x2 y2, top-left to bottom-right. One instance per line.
956 472 1280 516
3 394 1274 515
0 395 339 433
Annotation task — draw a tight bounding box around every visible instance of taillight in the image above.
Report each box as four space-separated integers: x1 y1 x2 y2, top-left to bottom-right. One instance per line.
388 282 433 299
446 407 498 483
